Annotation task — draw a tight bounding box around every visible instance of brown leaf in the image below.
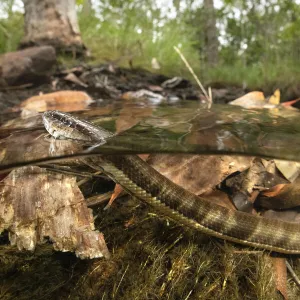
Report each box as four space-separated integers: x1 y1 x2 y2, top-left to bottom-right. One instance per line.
19 90 94 112
268 89 281 105
229 91 266 108
281 98 300 107
274 159 300 182
0 166 110 259
0 129 82 168
272 257 288 300
116 103 153 133
64 73 88 87
147 154 252 196
257 177 300 210
262 209 300 223
200 190 236 210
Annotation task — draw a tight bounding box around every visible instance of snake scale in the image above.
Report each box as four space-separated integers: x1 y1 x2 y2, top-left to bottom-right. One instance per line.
43 110 300 254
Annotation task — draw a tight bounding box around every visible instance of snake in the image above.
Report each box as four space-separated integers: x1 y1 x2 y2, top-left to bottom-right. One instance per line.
42 110 300 254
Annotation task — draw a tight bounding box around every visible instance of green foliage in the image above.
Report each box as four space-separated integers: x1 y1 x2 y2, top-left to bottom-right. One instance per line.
2 0 300 91
77 1 200 76
0 6 23 54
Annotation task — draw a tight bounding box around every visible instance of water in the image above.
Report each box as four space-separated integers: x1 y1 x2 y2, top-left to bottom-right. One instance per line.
0 100 299 172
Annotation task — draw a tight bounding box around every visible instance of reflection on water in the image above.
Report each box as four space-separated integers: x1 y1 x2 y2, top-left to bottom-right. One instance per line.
0 100 300 171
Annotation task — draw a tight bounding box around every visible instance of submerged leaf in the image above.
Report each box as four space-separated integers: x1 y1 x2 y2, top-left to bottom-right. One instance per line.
148 154 252 196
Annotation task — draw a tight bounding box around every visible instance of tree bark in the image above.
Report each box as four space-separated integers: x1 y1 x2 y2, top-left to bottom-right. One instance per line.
21 0 86 55
203 0 219 66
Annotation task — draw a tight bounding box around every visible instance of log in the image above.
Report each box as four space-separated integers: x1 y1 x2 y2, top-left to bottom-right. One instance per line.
0 46 56 87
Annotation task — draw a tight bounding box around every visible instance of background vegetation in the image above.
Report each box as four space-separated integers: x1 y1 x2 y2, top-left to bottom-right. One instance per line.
1 0 300 89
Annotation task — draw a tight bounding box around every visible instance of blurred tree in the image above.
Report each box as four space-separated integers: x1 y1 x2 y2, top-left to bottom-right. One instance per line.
82 0 92 16
21 0 86 54
203 0 219 66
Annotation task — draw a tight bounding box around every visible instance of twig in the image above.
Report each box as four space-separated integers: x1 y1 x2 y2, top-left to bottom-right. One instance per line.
0 83 33 90
286 260 300 287
173 46 211 104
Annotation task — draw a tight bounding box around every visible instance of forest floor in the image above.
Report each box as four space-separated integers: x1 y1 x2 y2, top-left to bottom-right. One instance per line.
1 63 300 300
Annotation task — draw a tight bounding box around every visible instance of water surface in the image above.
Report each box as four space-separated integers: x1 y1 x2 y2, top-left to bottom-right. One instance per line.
0 100 299 171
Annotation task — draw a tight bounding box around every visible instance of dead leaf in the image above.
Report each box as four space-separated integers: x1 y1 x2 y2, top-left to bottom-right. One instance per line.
148 85 164 92
64 72 88 87
226 158 288 211
18 90 94 113
200 190 236 210
262 209 300 223
0 166 110 259
147 154 252 196
121 89 165 103
161 77 184 89
257 177 300 210
116 103 153 133
268 89 280 105
229 91 265 108
274 159 300 182
151 57 161 70
272 257 288 300
281 98 300 107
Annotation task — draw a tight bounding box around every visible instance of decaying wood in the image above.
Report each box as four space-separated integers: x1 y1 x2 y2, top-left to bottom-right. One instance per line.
0 166 110 259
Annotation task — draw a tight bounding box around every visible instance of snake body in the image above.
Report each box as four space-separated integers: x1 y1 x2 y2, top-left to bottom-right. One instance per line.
43 110 300 254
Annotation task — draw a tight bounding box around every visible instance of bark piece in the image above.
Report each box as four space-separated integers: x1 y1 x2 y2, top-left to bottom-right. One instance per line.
0 46 56 87
0 166 110 259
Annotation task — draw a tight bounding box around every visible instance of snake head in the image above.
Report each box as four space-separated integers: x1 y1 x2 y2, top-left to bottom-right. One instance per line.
42 110 113 142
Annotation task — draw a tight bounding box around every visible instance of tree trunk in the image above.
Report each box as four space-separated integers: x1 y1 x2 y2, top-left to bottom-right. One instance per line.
21 0 86 55
203 0 219 67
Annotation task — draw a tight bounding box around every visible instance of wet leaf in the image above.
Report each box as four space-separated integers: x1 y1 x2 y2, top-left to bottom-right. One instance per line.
257 177 300 210
121 89 165 104
262 209 300 223
272 257 288 300
116 103 153 133
0 166 110 259
274 159 300 182
200 189 236 210
229 91 265 108
148 154 252 196
226 158 288 212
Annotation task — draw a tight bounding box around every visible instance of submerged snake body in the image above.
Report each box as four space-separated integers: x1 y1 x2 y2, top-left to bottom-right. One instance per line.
43 110 300 254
